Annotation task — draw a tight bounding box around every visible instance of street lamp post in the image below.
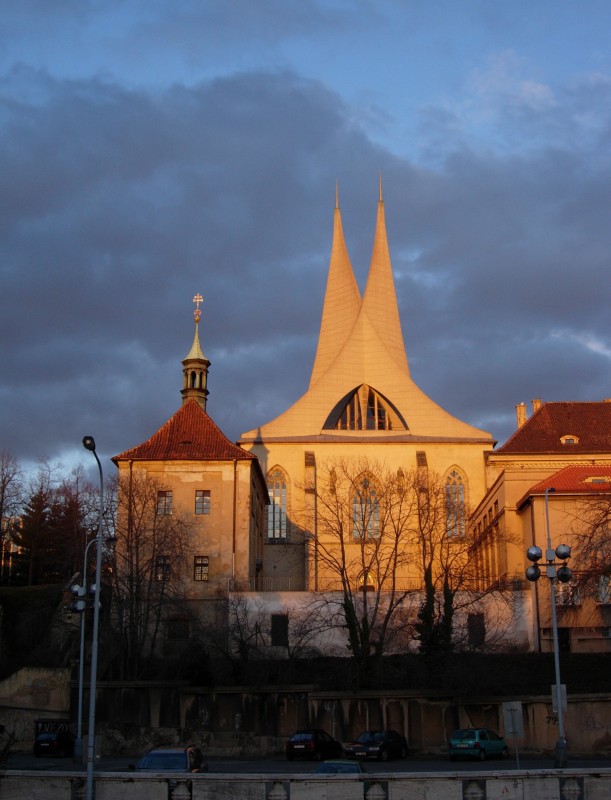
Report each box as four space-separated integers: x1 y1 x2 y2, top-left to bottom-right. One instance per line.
525 486 572 768
73 536 98 762
82 436 103 800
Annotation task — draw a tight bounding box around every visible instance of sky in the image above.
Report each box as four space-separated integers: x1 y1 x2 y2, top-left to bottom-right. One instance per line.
2 0 611 481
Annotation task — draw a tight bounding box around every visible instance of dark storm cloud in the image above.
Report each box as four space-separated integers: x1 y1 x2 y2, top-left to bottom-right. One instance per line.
0 66 390 466
1 58 610 474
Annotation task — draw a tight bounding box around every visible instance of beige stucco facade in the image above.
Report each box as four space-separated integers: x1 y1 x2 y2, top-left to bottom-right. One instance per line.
114 459 266 597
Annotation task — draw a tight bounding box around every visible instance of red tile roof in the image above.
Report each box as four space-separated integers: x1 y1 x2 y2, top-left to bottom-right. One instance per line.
496 402 611 454
113 399 257 463
528 466 611 495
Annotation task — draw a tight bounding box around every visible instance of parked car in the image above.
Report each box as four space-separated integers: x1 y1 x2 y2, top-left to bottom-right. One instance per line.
285 730 343 761
448 729 508 761
133 745 208 772
33 730 75 758
344 730 408 761
314 759 364 774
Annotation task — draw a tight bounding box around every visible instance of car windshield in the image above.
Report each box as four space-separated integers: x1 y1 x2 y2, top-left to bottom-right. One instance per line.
291 733 314 741
356 732 375 744
452 730 476 740
138 754 186 770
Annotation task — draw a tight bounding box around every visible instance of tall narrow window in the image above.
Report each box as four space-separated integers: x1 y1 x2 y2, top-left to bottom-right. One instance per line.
353 477 379 539
271 614 289 647
267 469 288 539
156 490 173 516
445 471 465 537
154 555 171 582
193 555 209 581
195 489 211 515
467 613 486 647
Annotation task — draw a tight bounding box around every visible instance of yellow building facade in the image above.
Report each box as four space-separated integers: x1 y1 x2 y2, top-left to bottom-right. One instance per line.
471 400 611 652
112 188 611 655
239 186 495 594
113 308 269 609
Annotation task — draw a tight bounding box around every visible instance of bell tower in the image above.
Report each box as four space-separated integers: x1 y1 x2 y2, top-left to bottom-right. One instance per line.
181 292 210 411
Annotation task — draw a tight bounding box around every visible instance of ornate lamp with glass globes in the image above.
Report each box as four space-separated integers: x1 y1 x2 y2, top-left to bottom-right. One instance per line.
525 541 573 767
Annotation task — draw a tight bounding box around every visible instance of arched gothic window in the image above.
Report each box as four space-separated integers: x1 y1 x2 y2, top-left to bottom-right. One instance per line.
445 470 466 537
353 476 380 539
267 468 288 539
323 385 408 431
358 570 376 592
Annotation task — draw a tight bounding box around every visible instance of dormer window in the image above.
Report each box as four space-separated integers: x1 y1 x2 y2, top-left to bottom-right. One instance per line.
560 434 579 445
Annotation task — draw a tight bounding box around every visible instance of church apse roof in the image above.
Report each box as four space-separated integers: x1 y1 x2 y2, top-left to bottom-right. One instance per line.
240 186 493 444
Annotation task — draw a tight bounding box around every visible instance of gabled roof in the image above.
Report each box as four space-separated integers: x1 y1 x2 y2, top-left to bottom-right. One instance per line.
113 399 257 463
496 402 611 454
517 465 611 509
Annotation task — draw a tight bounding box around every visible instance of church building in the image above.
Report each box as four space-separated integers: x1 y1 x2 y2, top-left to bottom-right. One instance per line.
239 184 496 593
111 186 610 655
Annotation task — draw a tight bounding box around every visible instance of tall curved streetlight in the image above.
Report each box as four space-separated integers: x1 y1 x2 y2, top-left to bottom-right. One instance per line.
525 486 572 768
82 436 103 800
73 536 97 762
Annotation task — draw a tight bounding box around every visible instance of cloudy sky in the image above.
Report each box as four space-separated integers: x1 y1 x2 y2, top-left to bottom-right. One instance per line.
2 0 610 479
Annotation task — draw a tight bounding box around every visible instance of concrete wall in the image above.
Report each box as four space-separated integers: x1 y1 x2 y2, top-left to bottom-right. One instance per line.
3 675 611 759
1 769 611 800
0 667 70 747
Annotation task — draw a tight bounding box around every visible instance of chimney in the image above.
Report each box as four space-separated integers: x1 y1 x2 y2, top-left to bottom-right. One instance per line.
532 398 542 413
515 402 527 428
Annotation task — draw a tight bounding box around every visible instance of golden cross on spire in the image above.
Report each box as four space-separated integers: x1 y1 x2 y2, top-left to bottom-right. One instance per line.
193 293 203 323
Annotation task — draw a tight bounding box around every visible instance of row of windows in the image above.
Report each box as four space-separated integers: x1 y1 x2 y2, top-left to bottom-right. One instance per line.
154 555 209 582
156 490 210 516
267 470 467 540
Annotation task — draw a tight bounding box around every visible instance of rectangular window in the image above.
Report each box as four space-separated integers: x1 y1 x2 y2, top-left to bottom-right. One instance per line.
596 575 610 604
271 613 289 647
467 613 485 647
193 555 209 581
195 489 211 515
156 490 173 516
154 555 171 582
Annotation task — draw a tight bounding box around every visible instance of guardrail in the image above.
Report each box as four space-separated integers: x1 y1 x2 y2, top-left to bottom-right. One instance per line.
2 768 610 800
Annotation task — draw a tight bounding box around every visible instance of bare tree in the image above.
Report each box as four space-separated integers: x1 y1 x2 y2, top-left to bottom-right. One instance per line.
207 595 328 684
568 494 611 601
108 471 191 679
0 451 23 583
306 460 517 682
306 458 419 686
409 468 516 658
